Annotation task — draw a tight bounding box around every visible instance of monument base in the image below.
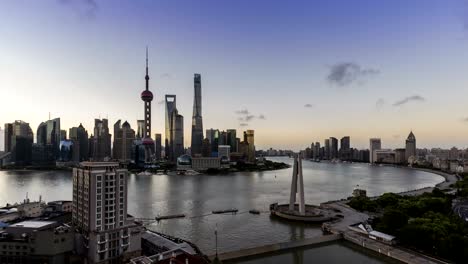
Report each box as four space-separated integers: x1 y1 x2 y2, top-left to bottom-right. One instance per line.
269 203 335 223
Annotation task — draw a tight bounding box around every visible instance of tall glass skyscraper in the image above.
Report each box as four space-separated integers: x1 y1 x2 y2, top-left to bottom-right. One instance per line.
191 74 203 156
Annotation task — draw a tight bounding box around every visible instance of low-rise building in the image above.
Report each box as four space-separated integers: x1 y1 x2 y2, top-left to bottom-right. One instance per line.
374 149 396 164
0 220 74 263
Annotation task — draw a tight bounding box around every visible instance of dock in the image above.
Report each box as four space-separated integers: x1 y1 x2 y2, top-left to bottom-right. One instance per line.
212 208 238 214
155 214 186 221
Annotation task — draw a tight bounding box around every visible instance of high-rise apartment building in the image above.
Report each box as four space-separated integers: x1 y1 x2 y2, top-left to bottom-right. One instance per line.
405 131 416 162
369 138 382 163
340 136 351 160
90 119 112 161
72 162 141 263
191 74 204 156
113 120 136 162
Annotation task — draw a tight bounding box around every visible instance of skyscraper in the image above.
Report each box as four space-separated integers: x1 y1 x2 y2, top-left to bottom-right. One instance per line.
113 120 136 162
369 138 382 163
140 48 155 162
171 108 184 160
329 137 338 159
36 118 61 158
69 124 89 162
405 131 416 162
244 130 255 163
340 136 351 160
136 120 145 139
324 139 330 160
90 119 111 161
206 128 220 154
0 126 4 152
165 95 177 161
4 121 33 165
191 73 204 156
72 162 142 263
154 133 162 160
226 129 237 153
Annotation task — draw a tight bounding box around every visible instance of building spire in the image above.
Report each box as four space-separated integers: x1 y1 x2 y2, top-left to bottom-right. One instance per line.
145 46 149 91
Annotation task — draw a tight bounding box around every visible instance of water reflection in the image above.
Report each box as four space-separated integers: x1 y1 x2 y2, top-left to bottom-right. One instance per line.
0 157 443 255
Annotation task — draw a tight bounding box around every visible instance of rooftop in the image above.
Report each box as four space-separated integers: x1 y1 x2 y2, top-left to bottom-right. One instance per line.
10 220 56 229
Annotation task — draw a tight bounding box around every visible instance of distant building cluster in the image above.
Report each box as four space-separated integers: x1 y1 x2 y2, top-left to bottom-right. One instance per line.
297 136 370 163
1 51 257 172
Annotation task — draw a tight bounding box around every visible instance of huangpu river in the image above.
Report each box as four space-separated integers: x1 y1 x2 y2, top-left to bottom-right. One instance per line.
0 157 443 263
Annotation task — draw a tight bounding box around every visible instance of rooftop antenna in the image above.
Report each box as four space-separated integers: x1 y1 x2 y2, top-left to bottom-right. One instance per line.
48 112 51 120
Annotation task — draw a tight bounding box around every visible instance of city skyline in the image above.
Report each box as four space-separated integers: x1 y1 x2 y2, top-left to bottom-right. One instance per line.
3 1 468 150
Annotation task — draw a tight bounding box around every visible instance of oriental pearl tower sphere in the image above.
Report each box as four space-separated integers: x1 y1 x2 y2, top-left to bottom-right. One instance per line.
141 48 155 162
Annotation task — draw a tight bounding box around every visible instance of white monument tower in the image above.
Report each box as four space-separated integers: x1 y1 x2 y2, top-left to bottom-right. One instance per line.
289 154 305 215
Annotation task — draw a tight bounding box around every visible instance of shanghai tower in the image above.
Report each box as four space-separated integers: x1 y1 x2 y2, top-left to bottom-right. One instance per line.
191 74 203 155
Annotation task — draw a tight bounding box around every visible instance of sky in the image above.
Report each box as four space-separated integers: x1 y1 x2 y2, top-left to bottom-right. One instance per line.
1 0 468 151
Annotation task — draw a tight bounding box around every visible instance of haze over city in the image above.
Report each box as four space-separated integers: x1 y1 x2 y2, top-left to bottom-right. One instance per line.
2 0 468 150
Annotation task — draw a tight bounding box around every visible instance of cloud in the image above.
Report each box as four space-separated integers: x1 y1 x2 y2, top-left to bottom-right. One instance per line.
239 123 249 127
462 117 468 122
160 73 174 79
58 0 98 19
235 109 250 115
392 95 425 106
375 98 385 109
304 104 313 108
258 114 266 120
245 115 256 122
327 62 379 86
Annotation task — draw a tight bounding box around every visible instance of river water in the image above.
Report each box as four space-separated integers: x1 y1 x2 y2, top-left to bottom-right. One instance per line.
0 157 442 261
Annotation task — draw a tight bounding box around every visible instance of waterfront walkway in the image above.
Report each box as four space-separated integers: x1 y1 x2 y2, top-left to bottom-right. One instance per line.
209 234 341 262
325 202 449 264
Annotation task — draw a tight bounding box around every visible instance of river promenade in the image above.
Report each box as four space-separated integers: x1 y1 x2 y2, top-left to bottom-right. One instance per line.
212 166 456 263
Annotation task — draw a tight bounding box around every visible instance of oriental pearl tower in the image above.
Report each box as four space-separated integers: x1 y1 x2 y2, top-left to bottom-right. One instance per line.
141 47 154 162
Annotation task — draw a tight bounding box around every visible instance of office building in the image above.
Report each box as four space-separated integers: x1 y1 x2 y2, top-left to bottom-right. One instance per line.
191 73 204 156
60 130 67 141
374 149 396 164
226 129 237 153
314 142 321 159
324 139 330 160
36 118 61 158
201 138 211 157
165 95 177 161
369 138 382 164
206 128 220 154
340 136 351 160
244 130 255 163
69 124 90 162
72 162 142 263
113 120 136 162
0 126 4 152
90 119 112 161
136 120 145 139
4 120 33 165
171 108 184 160
218 145 231 161
405 131 416 163
329 137 338 159
154 133 162 160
